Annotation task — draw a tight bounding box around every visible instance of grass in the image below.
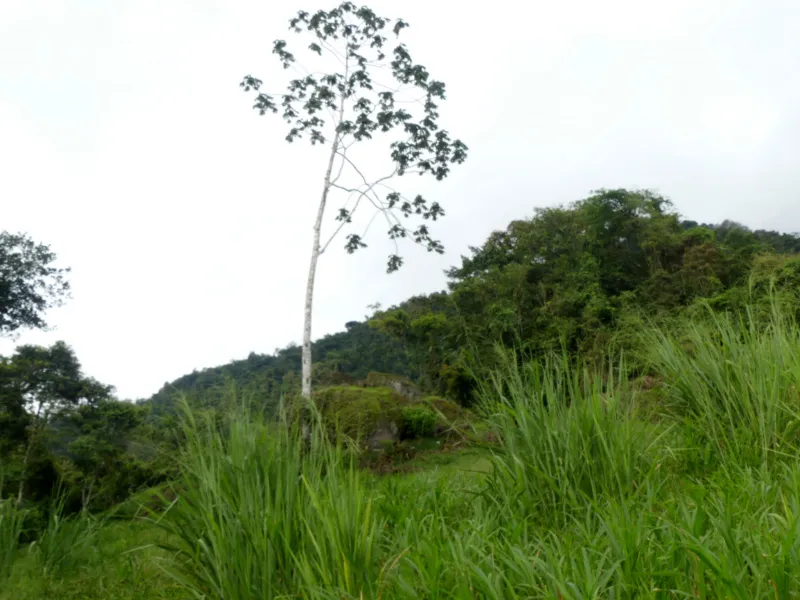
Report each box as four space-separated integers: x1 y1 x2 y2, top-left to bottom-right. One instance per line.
30 494 108 579
150 399 387 600
477 351 669 527
0 520 188 600
644 300 800 471
6 300 800 597
0 495 25 582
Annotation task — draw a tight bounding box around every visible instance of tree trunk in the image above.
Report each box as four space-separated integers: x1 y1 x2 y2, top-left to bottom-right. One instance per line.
299 54 349 448
301 132 342 401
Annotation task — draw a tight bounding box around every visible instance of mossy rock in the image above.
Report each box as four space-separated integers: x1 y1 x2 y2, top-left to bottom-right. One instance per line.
361 372 420 399
316 385 410 446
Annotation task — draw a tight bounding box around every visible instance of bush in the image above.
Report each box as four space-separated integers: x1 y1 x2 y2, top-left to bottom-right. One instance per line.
316 385 408 443
399 406 437 439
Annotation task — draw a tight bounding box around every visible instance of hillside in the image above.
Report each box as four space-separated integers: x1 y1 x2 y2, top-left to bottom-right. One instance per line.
144 319 416 413
146 190 800 411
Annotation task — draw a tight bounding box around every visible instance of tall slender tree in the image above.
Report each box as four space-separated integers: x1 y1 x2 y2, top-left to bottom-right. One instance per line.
240 2 468 399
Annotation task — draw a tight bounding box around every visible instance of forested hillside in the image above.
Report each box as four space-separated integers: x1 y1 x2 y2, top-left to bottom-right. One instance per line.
146 189 800 409
145 319 415 413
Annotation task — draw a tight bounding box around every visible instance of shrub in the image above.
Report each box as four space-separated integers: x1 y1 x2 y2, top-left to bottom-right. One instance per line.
399 406 437 439
316 385 408 443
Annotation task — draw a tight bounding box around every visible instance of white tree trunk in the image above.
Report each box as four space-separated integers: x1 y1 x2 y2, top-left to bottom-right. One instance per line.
301 133 341 400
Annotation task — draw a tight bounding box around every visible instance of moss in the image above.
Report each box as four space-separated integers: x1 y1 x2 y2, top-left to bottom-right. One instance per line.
361 373 420 398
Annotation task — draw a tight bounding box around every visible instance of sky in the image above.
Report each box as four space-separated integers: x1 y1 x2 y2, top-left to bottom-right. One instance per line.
2 0 799 400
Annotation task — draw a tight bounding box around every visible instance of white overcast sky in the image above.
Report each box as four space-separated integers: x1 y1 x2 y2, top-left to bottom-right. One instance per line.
2 0 799 399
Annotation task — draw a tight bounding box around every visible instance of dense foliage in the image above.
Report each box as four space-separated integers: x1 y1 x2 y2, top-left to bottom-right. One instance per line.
0 231 70 337
0 340 173 514
372 189 800 403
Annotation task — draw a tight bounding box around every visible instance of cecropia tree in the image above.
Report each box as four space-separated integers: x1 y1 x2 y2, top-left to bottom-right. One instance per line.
240 2 468 399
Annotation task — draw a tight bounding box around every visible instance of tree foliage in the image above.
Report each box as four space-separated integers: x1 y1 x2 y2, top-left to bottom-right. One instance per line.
143 189 800 411
0 231 70 336
147 319 413 414
0 342 167 511
240 1 468 272
3 341 113 417
371 189 800 404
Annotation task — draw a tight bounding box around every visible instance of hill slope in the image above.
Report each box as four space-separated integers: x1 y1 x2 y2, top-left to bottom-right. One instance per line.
145 319 415 412
143 191 800 412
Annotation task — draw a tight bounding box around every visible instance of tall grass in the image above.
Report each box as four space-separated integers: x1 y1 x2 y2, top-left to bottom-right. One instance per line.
14 299 799 598
645 299 800 469
153 397 386 600
1 485 103 586
30 492 105 577
0 497 25 582
476 351 668 526
0 519 190 600
150 319 800 598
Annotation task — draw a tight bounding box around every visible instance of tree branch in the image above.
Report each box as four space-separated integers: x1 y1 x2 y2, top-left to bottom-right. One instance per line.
319 189 365 256
320 160 397 254
330 139 350 186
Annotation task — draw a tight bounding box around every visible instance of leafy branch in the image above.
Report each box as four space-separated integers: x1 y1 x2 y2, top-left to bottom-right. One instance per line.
239 1 468 273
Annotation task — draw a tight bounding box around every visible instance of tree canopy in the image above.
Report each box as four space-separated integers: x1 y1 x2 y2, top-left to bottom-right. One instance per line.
0 231 70 336
370 189 800 403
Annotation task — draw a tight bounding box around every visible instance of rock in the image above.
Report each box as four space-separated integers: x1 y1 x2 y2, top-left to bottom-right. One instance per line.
362 372 421 400
366 421 400 451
